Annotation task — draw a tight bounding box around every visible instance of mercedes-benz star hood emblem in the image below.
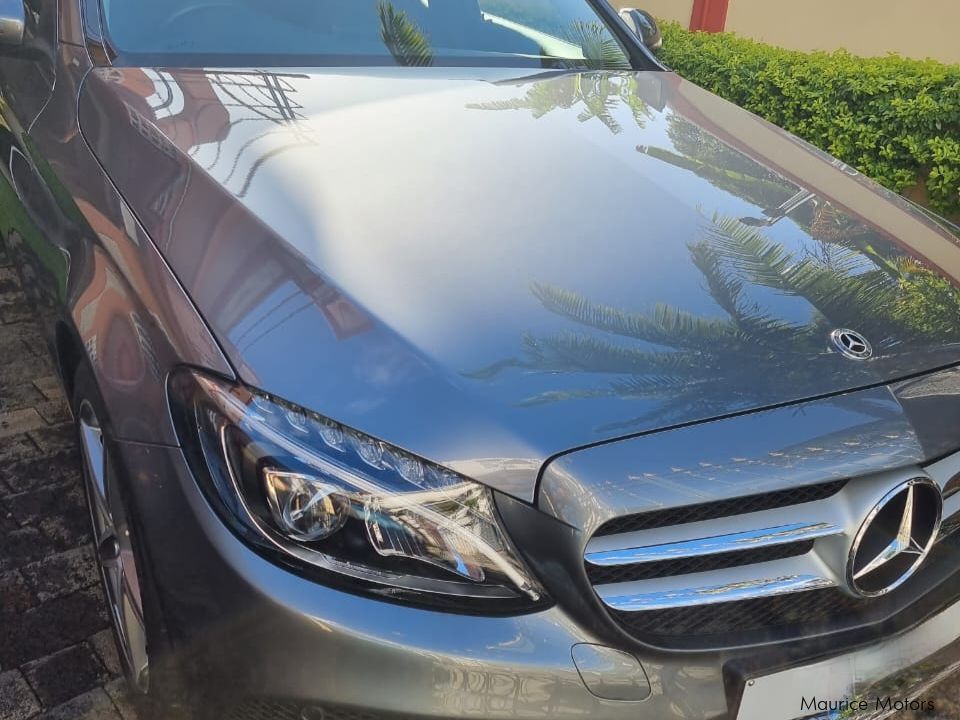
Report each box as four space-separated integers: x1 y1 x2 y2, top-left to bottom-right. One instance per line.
847 478 942 597
830 328 873 360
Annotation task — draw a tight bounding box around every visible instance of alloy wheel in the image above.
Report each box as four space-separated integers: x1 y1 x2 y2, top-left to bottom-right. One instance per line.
78 400 150 693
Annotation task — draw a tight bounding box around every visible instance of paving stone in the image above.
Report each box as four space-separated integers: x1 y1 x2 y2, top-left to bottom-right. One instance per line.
0 527 56 573
0 669 42 720
30 424 78 456
87 631 121 678
0 277 24 300
0 382 45 414
0 434 40 466
102 679 141 720
36 688 121 720
0 321 45 357
33 377 66 403
24 644 106 707
4 483 85 527
21 545 99 602
0 304 32 325
0 452 83 494
0 408 46 439
0 267 18 292
0 322 38 352
0 373 30 403
0 269 17 292
40 511 93 552
0 351 46 384
0 570 35 615
0 292 26 313
0 587 109 668
0 500 19 533
0 318 28 346
9 323 48 360
36 400 72 427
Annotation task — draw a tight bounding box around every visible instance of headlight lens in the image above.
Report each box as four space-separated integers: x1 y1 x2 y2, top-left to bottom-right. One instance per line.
169 369 545 611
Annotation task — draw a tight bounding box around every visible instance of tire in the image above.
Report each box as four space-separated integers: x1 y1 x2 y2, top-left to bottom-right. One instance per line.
71 363 196 720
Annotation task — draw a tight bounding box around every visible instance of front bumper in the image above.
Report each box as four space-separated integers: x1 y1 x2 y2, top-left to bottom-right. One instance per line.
113 439 960 720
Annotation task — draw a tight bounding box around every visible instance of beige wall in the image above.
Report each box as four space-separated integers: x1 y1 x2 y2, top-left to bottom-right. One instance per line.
608 0 693 27
725 0 960 64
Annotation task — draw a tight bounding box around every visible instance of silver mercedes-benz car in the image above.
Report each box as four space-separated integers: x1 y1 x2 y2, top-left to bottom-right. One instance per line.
2 1 960 719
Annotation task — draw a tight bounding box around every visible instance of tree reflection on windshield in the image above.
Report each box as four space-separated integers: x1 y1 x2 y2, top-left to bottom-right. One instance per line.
378 2 434 67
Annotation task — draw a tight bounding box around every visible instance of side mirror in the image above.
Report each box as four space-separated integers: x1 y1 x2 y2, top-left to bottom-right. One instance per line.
619 8 662 52
0 0 25 49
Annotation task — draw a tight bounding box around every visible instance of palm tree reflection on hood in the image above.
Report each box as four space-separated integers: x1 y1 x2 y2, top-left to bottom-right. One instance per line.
642 116 908 276
468 73 653 135
468 214 960 431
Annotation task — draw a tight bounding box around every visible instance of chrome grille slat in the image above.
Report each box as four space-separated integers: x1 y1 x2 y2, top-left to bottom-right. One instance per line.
920 452 960 540
585 521 842 567
585 540 815 584
592 479 848 536
942 497 960 523
593 555 839 610
598 575 836 612
584 498 847 557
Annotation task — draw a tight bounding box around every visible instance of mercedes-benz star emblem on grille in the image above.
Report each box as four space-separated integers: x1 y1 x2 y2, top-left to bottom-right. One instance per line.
847 478 943 597
829 328 873 360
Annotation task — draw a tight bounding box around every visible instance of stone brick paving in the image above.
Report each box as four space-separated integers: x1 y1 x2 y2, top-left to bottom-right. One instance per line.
0 246 140 720
2 242 960 720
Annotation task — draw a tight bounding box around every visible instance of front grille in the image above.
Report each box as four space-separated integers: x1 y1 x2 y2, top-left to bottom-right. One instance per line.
584 470 960 650
609 532 960 647
594 479 847 536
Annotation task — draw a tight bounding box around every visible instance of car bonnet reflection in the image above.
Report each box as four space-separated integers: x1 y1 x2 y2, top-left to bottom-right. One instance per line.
79 66 960 498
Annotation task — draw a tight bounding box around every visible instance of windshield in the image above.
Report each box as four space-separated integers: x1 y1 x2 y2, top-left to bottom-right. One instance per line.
100 0 636 69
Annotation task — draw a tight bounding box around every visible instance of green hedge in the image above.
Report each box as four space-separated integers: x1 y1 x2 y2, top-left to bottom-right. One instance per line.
657 23 960 217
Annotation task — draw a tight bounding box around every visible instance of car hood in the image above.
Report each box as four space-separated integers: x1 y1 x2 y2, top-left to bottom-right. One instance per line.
79 67 960 500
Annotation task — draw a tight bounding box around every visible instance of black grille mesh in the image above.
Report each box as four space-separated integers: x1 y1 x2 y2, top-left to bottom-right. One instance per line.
611 587 871 641
227 701 301 720
227 700 385 720
594 479 848 536
586 540 815 584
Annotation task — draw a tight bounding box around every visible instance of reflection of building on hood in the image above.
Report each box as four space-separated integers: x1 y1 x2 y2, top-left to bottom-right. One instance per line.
96 70 374 349
131 68 231 148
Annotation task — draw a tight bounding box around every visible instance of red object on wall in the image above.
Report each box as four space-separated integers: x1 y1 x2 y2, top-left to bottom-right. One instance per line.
689 0 729 32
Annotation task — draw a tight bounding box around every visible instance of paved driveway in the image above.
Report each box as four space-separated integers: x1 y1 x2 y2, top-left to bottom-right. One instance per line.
2 243 960 720
0 247 139 720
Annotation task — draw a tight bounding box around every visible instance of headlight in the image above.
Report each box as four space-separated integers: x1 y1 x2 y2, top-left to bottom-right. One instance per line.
168 369 546 612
